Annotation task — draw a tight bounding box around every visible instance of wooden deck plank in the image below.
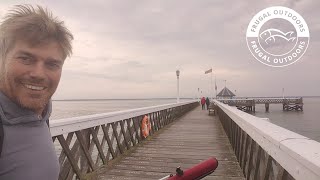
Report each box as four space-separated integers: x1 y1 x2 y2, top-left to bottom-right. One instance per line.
97 106 244 179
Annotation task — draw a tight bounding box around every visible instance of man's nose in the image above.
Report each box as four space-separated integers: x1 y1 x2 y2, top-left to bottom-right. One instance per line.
29 63 46 79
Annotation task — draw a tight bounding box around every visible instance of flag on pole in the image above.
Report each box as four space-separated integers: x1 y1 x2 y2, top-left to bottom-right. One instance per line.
205 68 212 74
215 82 217 91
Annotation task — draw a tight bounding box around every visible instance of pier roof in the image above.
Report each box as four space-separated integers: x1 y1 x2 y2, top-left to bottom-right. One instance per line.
217 87 236 97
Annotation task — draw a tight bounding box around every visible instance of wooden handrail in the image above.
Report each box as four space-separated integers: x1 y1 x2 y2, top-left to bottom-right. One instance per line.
214 100 320 180
51 101 198 180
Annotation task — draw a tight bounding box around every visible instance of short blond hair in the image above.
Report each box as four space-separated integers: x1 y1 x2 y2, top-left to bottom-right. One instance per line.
0 4 73 61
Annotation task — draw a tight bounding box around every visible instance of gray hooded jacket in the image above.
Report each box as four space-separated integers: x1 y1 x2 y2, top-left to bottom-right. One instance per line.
0 92 59 180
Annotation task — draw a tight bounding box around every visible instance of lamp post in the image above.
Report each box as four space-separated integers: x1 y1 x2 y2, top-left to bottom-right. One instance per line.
176 70 180 103
198 88 200 102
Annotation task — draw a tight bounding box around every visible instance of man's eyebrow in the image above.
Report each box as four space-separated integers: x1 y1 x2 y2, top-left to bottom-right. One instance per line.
15 50 63 63
47 58 64 64
15 50 36 58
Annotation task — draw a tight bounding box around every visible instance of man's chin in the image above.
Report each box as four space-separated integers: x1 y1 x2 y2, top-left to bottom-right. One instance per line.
18 97 48 113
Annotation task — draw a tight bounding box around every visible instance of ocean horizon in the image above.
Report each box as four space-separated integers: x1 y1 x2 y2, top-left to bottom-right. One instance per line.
51 97 320 143
52 96 320 101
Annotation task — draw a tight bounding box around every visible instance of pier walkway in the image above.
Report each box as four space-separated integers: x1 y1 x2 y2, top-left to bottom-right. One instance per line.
52 100 320 180
96 106 244 180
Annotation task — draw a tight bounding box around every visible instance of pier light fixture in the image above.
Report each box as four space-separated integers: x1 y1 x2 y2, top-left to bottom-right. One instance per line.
176 70 180 103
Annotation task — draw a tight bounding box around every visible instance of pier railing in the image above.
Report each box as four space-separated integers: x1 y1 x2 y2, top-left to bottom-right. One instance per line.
214 100 320 180
50 101 198 180
218 97 303 112
218 98 303 105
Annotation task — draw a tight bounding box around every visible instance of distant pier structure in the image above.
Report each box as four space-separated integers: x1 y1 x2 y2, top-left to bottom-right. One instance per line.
215 87 303 112
218 97 303 112
216 87 236 99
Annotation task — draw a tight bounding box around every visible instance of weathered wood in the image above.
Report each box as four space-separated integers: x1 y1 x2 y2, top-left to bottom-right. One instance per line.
89 127 107 165
159 111 164 128
132 116 141 143
265 103 270 112
65 143 82 180
53 102 199 179
253 145 262 180
164 110 168 125
246 139 255 180
159 111 163 128
57 135 83 179
230 120 234 150
149 112 155 132
244 136 251 177
78 129 90 173
96 106 244 180
59 139 79 180
283 103 303 111
101 124 116 160
239 128 244 167
119 120 130 150
220 98 303 112
242 134 250 176
236 126 241 160
261 154 273 180
58 132 74 166
126 118 136 146
75 130 96 171
152 112 157 131
156 111 161 129
208 103 215 115
276 166 286 180
111 122 124 154
96 131 106 165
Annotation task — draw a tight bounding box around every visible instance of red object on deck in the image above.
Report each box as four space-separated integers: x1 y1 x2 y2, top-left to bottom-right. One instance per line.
167 157 218 180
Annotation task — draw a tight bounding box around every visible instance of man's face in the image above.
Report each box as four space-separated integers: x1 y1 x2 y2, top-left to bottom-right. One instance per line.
0 40 64 114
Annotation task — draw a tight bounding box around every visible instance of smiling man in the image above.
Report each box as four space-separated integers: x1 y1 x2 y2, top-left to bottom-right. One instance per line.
0 5 73 180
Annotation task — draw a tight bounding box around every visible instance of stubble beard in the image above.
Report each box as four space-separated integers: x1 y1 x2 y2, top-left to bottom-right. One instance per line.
16 92 51 113
14 76 53 114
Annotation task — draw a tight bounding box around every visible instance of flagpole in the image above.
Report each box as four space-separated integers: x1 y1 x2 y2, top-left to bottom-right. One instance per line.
215 75 217 98
211 68 213 101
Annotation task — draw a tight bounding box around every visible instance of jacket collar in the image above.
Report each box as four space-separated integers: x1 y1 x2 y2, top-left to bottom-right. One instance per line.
0 91 52 125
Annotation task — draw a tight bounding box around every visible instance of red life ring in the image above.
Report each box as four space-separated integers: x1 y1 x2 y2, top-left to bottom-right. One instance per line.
141 115 151 138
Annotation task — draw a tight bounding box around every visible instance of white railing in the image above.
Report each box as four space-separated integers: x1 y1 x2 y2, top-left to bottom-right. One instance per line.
50 100 197 136
51 100 198 180
214 100 320 180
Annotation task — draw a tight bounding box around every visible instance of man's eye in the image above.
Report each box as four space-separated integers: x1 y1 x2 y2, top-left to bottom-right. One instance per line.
47 62 61 69
18 56 32 64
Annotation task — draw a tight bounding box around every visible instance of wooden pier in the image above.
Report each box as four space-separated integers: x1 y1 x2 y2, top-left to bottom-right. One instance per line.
96 106 244 180
219 97 303 112
51 100 320 180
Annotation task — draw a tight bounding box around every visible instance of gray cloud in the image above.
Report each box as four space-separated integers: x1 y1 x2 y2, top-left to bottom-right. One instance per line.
1 0 319 98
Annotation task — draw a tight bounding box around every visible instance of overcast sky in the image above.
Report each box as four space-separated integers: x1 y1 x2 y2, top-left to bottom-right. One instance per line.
0 0 319 99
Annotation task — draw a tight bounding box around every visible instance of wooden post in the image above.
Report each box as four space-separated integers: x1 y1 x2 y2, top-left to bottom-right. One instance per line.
265 103 269 112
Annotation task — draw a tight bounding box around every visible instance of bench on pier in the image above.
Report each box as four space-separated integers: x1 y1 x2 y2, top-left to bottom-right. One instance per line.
208 103 215 115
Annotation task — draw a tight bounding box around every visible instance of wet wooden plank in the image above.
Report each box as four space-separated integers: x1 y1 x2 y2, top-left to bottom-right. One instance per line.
97 106 244 179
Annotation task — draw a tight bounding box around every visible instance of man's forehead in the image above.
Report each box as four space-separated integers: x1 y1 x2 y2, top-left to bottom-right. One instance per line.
12 40 64 60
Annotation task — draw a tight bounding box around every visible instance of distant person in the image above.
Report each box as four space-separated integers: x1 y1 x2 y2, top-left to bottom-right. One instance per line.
206 97 210 110
201 97 206 110
0 5 73 180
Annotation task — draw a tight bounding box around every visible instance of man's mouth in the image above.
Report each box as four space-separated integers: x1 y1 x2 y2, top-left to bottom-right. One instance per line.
23 84 46 91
